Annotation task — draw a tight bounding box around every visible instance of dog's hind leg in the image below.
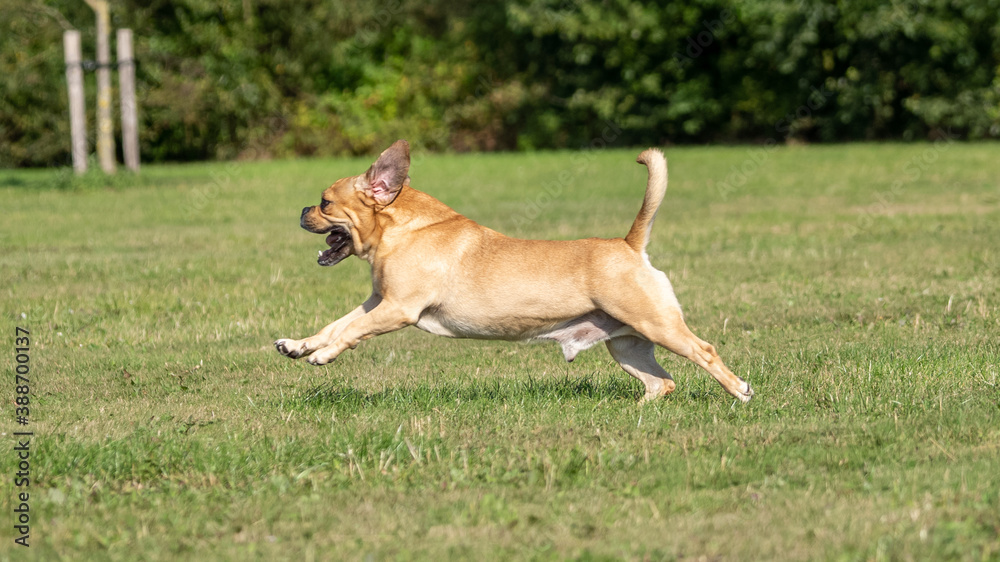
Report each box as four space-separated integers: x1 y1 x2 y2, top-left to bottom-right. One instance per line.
597 280 753 403
635 306 753 403
606 336 675 403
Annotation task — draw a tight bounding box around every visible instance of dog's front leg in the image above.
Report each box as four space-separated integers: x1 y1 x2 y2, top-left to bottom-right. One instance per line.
275 294 382 359
306 299 419 365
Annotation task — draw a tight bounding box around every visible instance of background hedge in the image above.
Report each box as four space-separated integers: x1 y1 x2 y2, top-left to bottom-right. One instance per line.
2 0 998 167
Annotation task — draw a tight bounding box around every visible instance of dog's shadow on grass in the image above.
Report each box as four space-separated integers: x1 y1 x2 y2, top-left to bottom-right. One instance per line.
292 376 644 409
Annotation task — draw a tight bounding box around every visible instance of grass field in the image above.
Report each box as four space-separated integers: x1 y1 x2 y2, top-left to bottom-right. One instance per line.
1 143 999 561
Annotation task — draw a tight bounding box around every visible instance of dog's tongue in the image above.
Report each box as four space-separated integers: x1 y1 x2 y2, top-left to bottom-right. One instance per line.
318 228 351 267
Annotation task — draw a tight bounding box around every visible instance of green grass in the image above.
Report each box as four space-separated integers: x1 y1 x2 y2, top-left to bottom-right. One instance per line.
1 143 999 561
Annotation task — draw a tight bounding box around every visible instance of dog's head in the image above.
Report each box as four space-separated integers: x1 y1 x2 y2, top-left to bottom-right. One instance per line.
300 140 411 266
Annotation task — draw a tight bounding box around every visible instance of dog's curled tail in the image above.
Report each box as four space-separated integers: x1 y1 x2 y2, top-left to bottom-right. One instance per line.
625 148 668 253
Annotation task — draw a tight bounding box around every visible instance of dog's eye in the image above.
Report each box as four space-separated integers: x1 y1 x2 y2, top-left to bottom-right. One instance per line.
320 199 331 210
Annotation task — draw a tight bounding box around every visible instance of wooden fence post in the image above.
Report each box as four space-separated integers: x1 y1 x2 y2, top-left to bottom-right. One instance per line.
86 0 116 174
63 30 88 174
117 29 140 172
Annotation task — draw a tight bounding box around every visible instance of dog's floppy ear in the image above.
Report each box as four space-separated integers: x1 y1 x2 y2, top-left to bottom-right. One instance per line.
363 140 410 205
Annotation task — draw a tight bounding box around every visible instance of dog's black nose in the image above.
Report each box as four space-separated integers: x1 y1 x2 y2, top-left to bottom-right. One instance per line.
301 207 311 218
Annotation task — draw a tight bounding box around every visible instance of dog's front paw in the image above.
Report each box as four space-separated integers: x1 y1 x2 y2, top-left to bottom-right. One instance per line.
736 380 754 404
274 338 307 359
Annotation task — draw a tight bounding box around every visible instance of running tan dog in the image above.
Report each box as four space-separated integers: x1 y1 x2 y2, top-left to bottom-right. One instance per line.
275 140 753 403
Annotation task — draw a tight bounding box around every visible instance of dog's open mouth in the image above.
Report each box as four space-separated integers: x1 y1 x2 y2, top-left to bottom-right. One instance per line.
317 226 352 267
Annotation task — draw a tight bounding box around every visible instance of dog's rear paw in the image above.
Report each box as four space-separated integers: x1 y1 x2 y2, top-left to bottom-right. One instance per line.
274 339 305 359
736 380 754 404
638 377 676 404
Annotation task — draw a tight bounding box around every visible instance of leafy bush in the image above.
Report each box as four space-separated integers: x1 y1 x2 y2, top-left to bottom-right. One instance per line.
1 0 997 167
